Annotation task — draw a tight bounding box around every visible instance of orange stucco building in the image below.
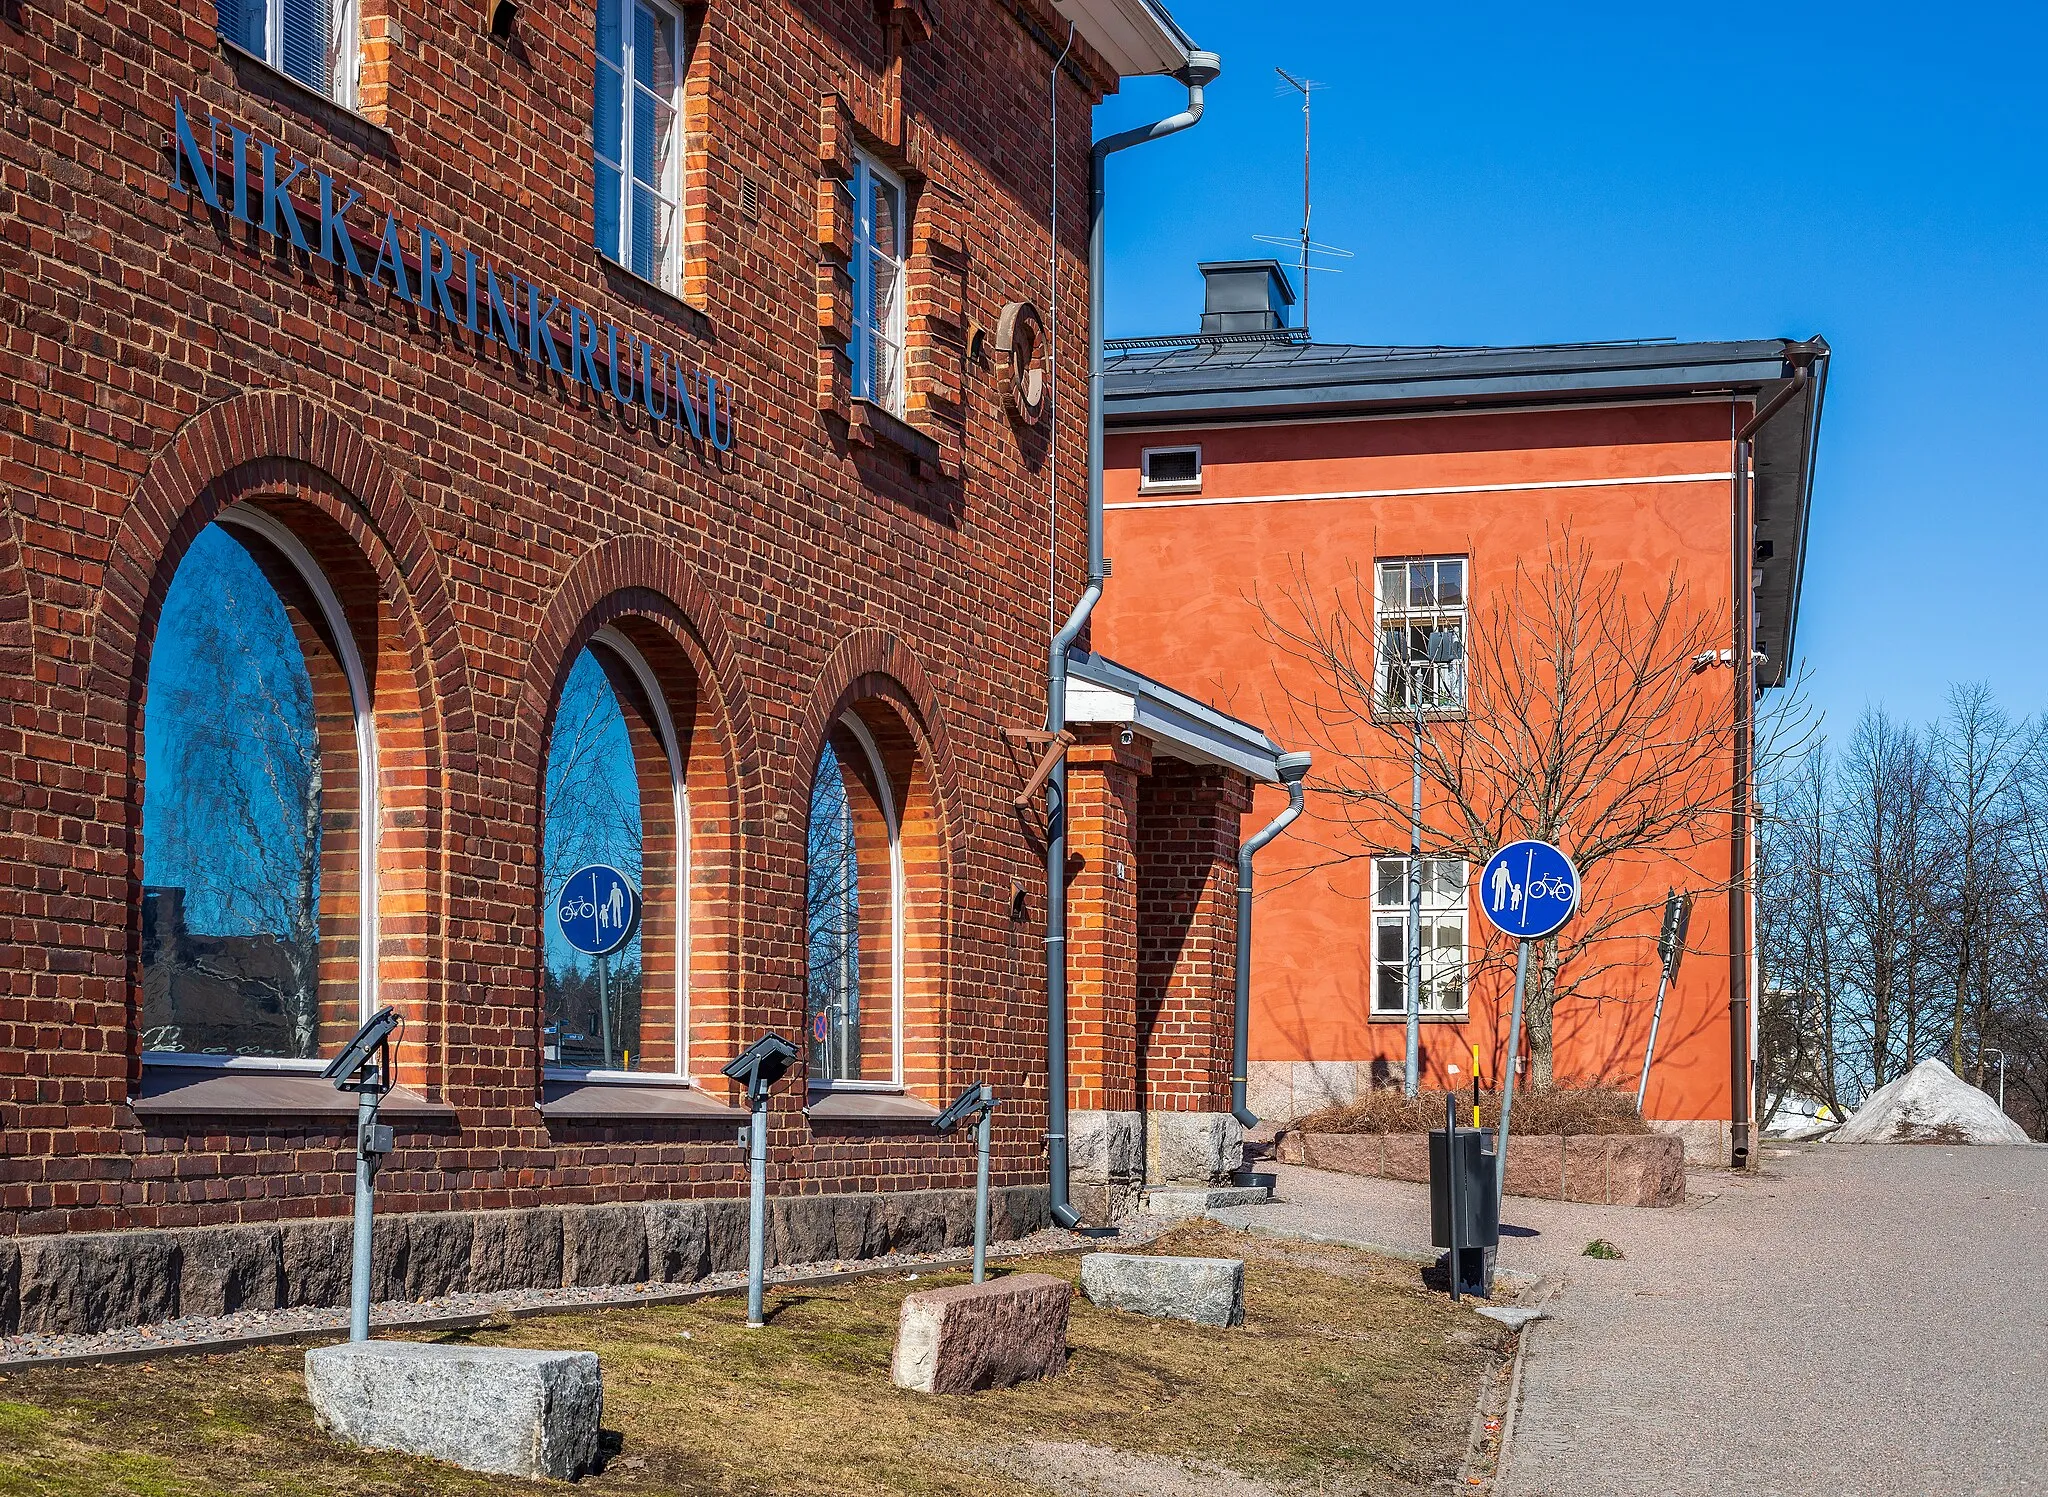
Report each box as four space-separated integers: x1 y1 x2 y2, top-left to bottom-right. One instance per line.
1096 262 1828 1165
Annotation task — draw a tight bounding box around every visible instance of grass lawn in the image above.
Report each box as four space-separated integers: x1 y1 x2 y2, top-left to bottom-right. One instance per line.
0 1224 1506 1497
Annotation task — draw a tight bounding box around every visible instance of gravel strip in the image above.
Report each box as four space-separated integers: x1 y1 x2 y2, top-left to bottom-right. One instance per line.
0 1216 1170 1370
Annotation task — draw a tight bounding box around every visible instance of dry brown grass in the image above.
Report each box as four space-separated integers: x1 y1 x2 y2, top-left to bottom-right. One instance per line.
1293 1084 1650 1137
0 1224 1505 1497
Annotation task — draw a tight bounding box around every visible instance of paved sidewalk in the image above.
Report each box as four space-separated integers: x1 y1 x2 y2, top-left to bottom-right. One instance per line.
1215 1143 2048 1497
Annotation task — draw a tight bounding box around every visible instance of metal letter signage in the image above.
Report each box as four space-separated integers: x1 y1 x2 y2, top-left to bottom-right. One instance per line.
1477 839 1580 942
555 864 642 959
164 97 738 453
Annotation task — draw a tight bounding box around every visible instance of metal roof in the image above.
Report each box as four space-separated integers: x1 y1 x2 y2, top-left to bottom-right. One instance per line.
1048 0 1195 79
1103 333 1830 689
1065 650 1288 782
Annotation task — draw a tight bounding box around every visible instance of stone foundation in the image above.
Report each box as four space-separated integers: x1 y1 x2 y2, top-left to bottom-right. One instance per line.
0 1185 1050 1338
1068 1110 1246 1224
1651 1118 1733 1168
1276 1131 1684 1207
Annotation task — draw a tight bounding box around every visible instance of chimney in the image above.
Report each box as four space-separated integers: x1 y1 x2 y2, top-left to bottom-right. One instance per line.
1199 259 1296 335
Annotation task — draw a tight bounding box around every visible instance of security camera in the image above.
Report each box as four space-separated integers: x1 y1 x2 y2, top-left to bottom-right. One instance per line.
721 1032 799 1107
323 1007 401 1089
1119 726 1135 747
934 1082 994 1134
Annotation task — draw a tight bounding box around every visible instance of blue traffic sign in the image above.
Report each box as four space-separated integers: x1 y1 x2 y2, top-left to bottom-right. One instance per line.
555 864 641 957
1477 840 1580 941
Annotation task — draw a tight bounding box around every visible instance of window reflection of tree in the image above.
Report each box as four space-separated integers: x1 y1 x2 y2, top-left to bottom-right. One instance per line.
142 526 324 1058
807 739 860 1082
542 648 645 1069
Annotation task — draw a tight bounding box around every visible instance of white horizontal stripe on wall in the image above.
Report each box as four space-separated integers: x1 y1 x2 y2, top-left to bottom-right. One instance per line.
1105 471 1736 512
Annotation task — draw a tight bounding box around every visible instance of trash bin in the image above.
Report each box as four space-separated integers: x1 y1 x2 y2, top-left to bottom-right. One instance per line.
1429 1124 1499 1297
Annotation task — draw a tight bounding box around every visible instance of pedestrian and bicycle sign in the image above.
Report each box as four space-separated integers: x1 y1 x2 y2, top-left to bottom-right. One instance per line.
1478 839 1580 941
555 863 641 957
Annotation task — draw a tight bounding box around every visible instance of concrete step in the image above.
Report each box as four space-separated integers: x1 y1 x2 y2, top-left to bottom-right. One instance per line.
1139 1185 1271 1219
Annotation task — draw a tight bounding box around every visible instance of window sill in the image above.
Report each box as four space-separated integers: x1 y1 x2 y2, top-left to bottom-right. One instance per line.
1368 1013 1472 1025
804 1087 940 1124
540 1076 744 1122
1137 484 1202 497
595 252 714 339
849 398 943 477
133 1064 455 1121
218 39 395 155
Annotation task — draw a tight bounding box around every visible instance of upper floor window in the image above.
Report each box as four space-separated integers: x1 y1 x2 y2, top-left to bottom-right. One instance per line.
1139 445 1202 495
1376 556 1467 713
218 0 358 107
594 0 686 294
845 151 907 415
1371 857 1468 1018
142 509 374 1063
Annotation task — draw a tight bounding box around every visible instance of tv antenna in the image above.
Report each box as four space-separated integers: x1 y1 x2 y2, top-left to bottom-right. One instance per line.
1255 68 1353 335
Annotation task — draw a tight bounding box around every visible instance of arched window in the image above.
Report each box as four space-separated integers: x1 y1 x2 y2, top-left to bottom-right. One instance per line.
542 628 687 1076
141 506 374 1063
807 712 904 1087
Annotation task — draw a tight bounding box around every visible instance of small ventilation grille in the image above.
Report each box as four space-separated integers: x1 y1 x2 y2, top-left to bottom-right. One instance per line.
737 173 762 222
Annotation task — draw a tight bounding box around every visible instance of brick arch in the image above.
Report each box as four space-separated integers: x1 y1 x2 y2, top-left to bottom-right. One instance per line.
87 390 472 745
793 631 965 1103
86 390 473 1088
512 535 760 795
515 536 762 1086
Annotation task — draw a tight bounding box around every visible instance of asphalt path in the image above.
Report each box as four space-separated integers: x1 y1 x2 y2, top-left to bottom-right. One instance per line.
1213 1143 2047 1496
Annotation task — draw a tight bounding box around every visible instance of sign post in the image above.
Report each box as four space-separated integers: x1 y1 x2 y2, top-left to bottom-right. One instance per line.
1476 839 1580 1211
554 864 642 1069
1637 889 1693 1111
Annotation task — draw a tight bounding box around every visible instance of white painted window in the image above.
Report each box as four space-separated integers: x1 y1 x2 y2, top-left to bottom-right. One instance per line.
806 713 904 1087
217 0 360 108
1139 444 1202 494
1372 857 1468 1017
845 151 907 416
1376 556 1468 712
541 629 689 1078
141 505 377 1068
594 0 687 294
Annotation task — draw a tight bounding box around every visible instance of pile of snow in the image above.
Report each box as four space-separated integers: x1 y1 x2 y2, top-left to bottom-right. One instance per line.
1831 1058 2031 1145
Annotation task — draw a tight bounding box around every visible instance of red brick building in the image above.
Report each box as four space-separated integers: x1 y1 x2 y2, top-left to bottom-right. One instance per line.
0 0 1272 1335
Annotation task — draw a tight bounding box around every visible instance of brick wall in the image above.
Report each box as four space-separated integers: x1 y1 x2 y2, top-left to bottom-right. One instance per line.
0 0 1124 1235
1135 764 1249 1113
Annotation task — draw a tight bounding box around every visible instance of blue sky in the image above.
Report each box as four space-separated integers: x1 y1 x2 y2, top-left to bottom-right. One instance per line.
1094 2 2048 736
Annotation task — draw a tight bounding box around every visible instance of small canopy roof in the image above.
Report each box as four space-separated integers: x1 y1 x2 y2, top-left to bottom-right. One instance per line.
1065 649 1289 783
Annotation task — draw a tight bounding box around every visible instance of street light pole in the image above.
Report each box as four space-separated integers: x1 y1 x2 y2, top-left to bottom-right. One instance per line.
1405 658 1424 1097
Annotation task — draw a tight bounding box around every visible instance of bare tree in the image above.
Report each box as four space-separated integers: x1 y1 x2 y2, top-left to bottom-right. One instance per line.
1756 741 1851 1122
1928 682 2044 1079
1255 530 1771 1086
1832 709 1945 1089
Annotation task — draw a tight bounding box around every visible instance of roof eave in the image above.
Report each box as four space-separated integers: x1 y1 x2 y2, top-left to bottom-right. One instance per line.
1050 0 1193 78
1065 650 1286 781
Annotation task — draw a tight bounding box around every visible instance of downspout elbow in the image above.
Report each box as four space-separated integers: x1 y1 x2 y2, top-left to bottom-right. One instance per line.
1232 751 1311 1129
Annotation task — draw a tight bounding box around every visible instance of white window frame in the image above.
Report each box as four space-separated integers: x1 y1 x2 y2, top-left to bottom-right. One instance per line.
1138 444 1203 495
1371 856 1469 1018
810 710 905 1091
847 150 909 418
1375 555 1469 715
542 626 693 1085
595 0 688 295
141 503 379 1072
222 0 361 110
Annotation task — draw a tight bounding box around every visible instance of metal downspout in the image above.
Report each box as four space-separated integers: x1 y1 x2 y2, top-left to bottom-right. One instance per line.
1232 752 1311 1127
1045 50 1221 1230
1727 346 1816 1169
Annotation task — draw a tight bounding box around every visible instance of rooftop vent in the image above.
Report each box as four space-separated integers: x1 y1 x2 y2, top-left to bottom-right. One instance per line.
1199 260 1296 335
